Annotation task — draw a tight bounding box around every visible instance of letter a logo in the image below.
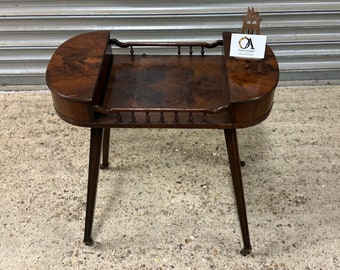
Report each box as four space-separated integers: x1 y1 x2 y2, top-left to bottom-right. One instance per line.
238 36 255 50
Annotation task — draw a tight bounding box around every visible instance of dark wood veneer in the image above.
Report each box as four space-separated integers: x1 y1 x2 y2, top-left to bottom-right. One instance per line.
46 29 279 256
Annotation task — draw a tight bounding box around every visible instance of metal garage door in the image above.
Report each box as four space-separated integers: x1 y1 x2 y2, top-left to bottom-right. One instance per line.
0 0 339 86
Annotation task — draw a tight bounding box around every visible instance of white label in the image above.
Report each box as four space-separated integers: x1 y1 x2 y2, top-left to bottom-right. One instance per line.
230 33 267 59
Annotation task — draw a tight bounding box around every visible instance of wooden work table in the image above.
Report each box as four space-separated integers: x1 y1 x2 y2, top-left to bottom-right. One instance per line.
46 30 279 255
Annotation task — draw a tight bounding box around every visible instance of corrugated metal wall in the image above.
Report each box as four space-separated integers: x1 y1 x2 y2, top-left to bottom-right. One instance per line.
1 0 340 86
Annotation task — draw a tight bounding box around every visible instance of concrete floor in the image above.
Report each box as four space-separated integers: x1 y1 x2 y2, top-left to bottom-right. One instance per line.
0 85 339 269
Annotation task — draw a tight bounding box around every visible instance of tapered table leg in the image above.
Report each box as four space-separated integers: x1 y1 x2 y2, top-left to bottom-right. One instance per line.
84 128 103 245
100 128 110 169
224 129 252 255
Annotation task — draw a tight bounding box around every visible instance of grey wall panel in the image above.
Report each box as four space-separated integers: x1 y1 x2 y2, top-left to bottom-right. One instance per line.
0 1 339 85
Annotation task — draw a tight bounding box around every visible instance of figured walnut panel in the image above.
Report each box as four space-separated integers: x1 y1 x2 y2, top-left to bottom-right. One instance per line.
46 31 110 123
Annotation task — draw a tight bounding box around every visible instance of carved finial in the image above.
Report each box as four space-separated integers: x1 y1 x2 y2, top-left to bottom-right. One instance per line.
241 7 262 35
